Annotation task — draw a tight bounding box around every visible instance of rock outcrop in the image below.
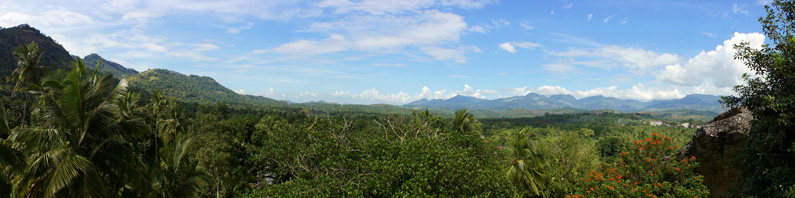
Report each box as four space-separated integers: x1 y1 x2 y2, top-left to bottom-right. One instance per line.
678 108 752 198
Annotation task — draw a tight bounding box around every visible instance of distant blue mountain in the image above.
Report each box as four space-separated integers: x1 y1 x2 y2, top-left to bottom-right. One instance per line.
404 94 726 113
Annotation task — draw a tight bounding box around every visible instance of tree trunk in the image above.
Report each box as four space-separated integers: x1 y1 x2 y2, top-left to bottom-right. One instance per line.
21 93 27 126
216 174 221 198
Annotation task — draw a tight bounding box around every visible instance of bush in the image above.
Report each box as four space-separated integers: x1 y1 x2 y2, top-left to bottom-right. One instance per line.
568 133 708 198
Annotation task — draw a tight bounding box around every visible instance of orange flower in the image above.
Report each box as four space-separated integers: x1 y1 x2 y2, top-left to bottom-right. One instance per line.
652 133 658 136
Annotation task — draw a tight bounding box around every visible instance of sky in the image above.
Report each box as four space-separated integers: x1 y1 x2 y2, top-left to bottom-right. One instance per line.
0 0 773 104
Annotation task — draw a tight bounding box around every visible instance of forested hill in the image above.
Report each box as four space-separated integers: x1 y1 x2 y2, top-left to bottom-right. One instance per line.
82 53 139 78
405 93 725 113
0 24 73 78
127 69 286 106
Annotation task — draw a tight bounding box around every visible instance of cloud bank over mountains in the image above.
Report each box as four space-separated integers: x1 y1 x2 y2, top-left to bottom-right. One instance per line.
265 32 765 104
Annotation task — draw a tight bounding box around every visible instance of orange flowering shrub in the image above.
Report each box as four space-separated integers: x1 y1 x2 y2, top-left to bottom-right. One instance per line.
567 133 708 197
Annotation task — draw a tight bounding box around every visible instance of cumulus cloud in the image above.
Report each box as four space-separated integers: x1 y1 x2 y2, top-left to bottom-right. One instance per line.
587 14 592 21
235 89 246 94
507 84 685 102
508 85 571 96
657 32 764 88
267 84 504 104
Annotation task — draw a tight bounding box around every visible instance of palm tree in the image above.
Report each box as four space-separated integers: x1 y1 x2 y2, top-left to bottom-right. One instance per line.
0 106 26 198
452 109 481 134
150 102 209 198
505 127 547 197
154 136 209 198
148 89 167 160
7 41 48 126
10 58 147 197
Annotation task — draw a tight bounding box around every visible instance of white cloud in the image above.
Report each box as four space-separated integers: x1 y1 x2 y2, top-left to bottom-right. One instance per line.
217 23 253 33
499 42 516 53
271 34 349 55
507 84 685 102
191 43 220 51
450 75 468 78
468 25 486 33
549 45 681 70
603 15 614 23
657 32 764 88
701 31 716 38
167 51 219 62
317 0 493 15
508 85 571 96
572 84 685 101
562 3 573 9
235 89 246 94
269 84 505 104
499 41 541 54
513 42 542 49
422 46 468 63
269 10 469 63
587 14 592 21
542 63 577 74
520 22 535 30
620 17 628 24
732 3 749 15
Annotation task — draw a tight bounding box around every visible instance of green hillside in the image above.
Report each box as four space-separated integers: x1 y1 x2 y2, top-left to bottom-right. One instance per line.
127 69 285 106
82 53 139 78
0 24 73 79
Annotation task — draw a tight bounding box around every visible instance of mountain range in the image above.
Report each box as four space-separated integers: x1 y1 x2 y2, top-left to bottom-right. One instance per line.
404 93 725 113
1 24 727 115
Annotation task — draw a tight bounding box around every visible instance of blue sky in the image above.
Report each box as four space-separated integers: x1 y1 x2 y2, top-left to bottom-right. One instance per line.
0 0 771 104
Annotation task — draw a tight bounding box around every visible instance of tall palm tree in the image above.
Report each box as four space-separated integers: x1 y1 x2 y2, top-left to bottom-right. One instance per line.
505 127 547 198
10 58 147 197
7 41 48 126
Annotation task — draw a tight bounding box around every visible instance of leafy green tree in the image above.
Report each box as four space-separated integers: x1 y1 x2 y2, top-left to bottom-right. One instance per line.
7 41 48 126
722 0 795 196
10 58 147 197
505 127 547 197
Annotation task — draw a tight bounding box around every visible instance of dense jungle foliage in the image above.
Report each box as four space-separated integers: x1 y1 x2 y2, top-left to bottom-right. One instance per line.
0 55 709 197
